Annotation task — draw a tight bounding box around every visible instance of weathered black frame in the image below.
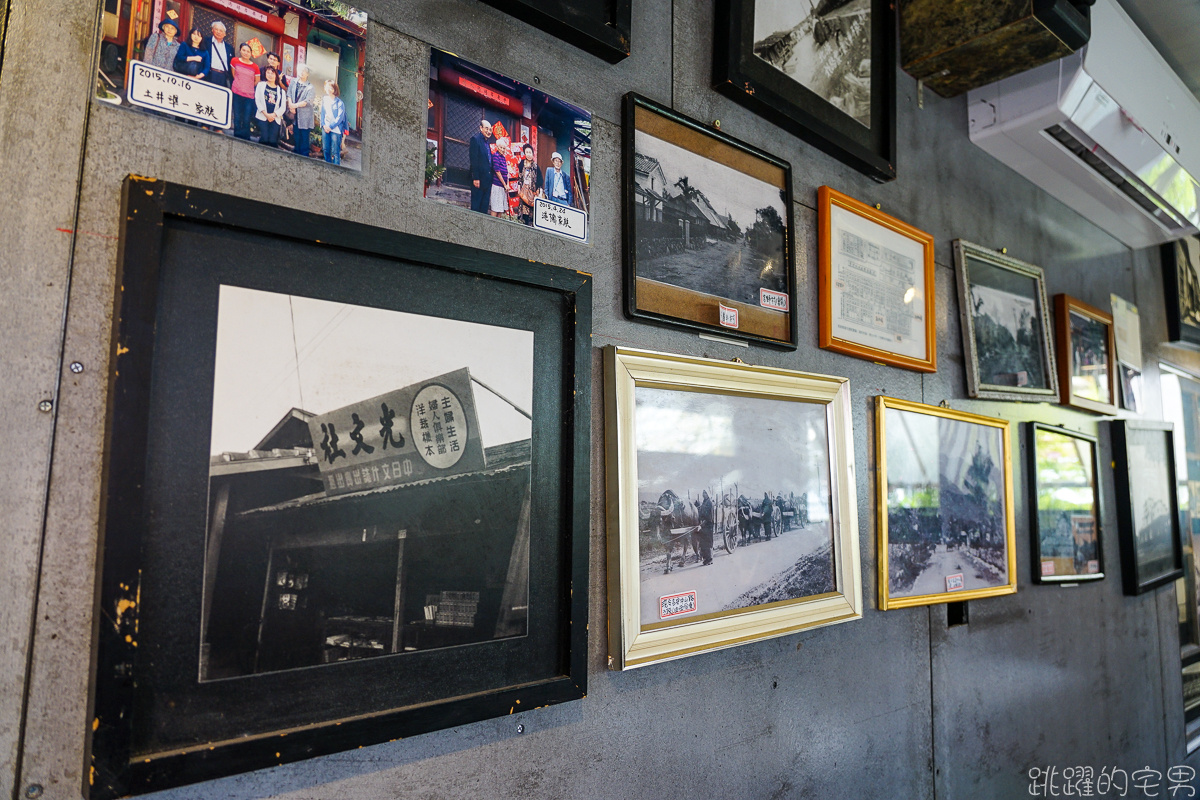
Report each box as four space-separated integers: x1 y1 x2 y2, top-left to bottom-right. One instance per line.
1026 423 1105 585
90 176 591 797
477 0 631 62
1162 238 1200 350
713 0 896 182
622 92 798 349
1111 419 1185 596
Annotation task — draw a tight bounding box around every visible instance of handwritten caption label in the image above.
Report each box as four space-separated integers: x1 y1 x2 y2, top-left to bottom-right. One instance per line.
660 590 697 619
945 573 964 591
127 60 232 127
759 288 789 311
719 303 739 329
533 198 588 242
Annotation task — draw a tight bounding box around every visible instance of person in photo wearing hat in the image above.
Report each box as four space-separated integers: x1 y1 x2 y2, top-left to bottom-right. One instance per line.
469 119 494 214
143 17 181 71
544 152 572 208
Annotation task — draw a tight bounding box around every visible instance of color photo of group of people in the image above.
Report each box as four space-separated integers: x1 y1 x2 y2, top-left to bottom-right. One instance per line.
465 118 573 223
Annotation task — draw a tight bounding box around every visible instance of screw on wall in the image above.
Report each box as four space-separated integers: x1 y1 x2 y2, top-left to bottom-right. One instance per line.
69 361 84 374
37 400 53 413
25 784 44 799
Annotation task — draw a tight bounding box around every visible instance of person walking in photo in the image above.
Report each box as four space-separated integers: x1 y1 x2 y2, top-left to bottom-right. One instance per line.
515 143 542 226
287 64 315 158
174 27 208 78
321 80 347 165
203 21 234 88
230 42 259 140
544 152 572 207
489 138 510 218
143 17 180 71
255 65 286 148
468 119 494 214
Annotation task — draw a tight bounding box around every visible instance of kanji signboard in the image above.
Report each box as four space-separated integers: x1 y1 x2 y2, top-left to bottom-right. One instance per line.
127 60 232 127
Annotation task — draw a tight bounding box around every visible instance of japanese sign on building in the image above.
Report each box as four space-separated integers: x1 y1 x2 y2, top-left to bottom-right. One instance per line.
306 368 487 496
533 198 588 242
127 60 232 127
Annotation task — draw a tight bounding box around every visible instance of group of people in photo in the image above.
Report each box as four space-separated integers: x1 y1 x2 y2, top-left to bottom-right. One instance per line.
467 118 574 226
138 18 348 164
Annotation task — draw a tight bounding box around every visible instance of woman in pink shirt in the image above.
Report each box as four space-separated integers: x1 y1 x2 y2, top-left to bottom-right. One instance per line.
230 42 259 140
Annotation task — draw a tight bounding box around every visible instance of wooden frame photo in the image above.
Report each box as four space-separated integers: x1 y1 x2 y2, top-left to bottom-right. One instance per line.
713 0 897 182
91 177 591 796
953 240 1058 402
1026 423 1104 584
476 0 631 62
818 186 935 371
1111 420 1185 596
604 347 861 669
876 396 1017 610
1054 294 1118 415
1161 236 1200 349
623 93 797 349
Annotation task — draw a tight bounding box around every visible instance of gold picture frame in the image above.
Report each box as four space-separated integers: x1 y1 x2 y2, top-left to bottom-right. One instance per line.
604 347 862 669
876 396 1017 610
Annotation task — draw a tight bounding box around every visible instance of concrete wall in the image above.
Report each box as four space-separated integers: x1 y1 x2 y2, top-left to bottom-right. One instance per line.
3 1 1199 797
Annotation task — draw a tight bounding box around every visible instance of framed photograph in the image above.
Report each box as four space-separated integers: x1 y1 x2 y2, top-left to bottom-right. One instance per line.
91 177 591 796
817 186 935 371
953 240 1058 402
1054 294 1118 415
623 93 796 349
1111 420 1186 595
713 0 896 182
1162 237 1200 349
1109 294 1143 414
1026 423 1104 584
876 396 1017 610
476 0 631 62
604 347 861 669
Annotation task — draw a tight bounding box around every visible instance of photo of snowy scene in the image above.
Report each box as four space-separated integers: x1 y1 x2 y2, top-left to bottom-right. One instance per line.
632 129 788 306
634 386 834 627
885 408 1009 599
967 258 1049 390
1126 428 1178 585
752 0 872 127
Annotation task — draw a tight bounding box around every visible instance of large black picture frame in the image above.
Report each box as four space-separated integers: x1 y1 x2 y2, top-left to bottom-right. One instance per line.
1162 237 1200 350
1111 419 1185 596
90 177 591 797
477 0 632 62
1026 423 1105 585
713 0 897 182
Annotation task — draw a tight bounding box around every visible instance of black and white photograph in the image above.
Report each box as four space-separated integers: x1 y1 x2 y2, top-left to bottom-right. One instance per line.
201 285 534 679
1125 426 1179 587
1029 424 1102 582
1068 311 1112 405
624 94 795 348
634 387 834 626
878 398 1016 608
752 0 872 127
1162 236 1200 348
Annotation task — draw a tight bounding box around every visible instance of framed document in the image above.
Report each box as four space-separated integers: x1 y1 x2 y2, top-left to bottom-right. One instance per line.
818 186 935 371
604 347 861 669
1026 423 1104 584
1054 294 1118 416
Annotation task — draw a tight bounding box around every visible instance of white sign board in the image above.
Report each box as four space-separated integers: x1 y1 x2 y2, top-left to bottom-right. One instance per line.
127 60 232 128
533 198 587 242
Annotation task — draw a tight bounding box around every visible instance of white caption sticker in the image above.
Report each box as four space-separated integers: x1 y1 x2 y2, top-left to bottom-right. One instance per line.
533 198 588 242
127 60 232 127
718 303 739 328
759 288 789 311
659 590 697 619
945 573 965 591
1041 560 1055 576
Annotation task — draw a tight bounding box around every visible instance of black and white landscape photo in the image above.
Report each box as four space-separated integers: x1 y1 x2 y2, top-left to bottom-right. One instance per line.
1175 238 1200 329
885 408 1009 600
1068 310 1111 404
634 386 834 626
967 259 1049 390
752 0 872 127
1126 427 1178 585
632 128 788 306
201 285 534 680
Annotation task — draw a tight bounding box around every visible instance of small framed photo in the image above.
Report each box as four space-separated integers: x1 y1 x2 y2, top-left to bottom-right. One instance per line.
604 347 861 669
1161 237 1200 349
713 0 896 182
876 396 1017 609
477 0 631 62
818 186 935 371
623 93 796 349
91 178 591 796
1111 420 1185 595
1054 294 1118 415
1026 423 1104 584
953 240 1058 402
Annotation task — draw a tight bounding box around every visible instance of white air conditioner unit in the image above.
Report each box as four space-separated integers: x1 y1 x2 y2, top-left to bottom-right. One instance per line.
967 0 1200 248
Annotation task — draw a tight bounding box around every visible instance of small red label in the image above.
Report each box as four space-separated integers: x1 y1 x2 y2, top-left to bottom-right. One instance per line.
759 288 789 311
718 304 739 328
660 590 698 619
1041 560 1055 576
945 573 965 591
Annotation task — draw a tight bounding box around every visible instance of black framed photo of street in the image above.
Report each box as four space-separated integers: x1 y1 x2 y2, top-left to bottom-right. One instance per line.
623 93 796 349
90 177 591 797
1162 237 1200 349
1111 420 1185 596
1026 423 1104 584
713 0 896 182
476 0 631 62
